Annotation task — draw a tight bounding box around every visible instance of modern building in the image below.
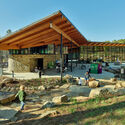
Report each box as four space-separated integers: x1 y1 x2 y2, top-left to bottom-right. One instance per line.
0 10 125 73
0 11 87 72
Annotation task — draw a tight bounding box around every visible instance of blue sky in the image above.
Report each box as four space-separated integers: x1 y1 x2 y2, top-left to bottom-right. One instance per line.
0 0 125 42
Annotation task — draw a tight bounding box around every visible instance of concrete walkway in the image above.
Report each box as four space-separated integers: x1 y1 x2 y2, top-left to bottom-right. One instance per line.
2 63 116 80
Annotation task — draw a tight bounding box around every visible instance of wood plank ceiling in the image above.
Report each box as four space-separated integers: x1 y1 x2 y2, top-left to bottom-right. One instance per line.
82 42 125 47
0 11 87 50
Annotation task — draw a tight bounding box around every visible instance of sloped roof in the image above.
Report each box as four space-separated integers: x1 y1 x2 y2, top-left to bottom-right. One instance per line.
0 10 88 50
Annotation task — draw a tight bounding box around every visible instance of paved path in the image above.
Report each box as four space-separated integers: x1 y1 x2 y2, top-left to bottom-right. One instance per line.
2 63 118 80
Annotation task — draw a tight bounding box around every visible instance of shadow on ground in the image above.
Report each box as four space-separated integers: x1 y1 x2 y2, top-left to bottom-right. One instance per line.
3 100 125 125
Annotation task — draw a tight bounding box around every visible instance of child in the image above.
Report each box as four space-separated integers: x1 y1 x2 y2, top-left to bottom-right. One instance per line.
84 71 91 85
15 85 26 111
78 77 82 86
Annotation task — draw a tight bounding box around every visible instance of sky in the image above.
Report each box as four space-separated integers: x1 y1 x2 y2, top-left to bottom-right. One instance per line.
0 0 125 42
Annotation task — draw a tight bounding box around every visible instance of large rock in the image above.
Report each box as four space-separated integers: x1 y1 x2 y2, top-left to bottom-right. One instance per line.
38 85 46 91
0 92 16 104
88 80 100 88
111 78 117 82
64 74 72 79
64 75 76 84
60 84 70 89
0 107 18 122
2 78 14 84
89 85 125 98
115 81 125 88
52 95 68 103
73 96 91 102
41 101 55 109
68 85 92 97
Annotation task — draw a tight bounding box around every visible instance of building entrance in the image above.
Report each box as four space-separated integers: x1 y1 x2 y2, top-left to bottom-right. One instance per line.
37 58 43 69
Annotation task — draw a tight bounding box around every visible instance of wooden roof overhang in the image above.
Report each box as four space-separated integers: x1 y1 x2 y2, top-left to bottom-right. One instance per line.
0 11 88 50
82 42 125 47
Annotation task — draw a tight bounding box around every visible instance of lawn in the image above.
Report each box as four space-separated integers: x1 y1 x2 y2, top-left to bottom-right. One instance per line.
43 95 125 125
6 95 125 125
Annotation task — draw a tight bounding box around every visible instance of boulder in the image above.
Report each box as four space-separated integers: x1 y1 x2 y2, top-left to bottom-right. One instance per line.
2 78 13 84
115 81 125 88
111 78 117 82
46 85 54 90
73 96 91 102
52 95 68 103
60 84 70 89
64 74 72 79
88 80 100 88
38 85 46 91
89 78 96 81
89 85 125 98
0 92 16 104
69 85 92 97
41 101 55 109
64 75 77 84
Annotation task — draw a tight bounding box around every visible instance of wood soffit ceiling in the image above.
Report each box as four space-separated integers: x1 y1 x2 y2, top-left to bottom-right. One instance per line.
82 42 125 47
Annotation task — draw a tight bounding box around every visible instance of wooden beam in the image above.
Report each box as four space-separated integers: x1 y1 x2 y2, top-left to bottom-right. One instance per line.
50 23 80 47
20 33 60 48
0 15 67 46
9 20 70 46
20 31 58 47
0 14 63 44
0 45 19 50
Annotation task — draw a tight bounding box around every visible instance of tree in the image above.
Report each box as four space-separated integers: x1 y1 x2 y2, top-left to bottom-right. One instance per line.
6 29 12 34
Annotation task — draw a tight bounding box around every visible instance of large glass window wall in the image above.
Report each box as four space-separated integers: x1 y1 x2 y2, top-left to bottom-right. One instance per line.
80 46 125 62
9 44 55 55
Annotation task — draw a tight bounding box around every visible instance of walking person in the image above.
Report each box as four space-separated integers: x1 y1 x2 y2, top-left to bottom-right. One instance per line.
15 85 26 111
84 71 91 85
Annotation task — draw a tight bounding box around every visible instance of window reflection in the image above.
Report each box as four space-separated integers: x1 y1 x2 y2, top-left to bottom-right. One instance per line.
9 44 55 55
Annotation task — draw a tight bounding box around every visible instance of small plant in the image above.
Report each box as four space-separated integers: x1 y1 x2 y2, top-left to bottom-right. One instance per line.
69 108 76 113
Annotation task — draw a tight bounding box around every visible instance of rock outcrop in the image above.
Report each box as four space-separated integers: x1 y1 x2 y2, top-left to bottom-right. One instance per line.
88 80 100 88
52 95 68 103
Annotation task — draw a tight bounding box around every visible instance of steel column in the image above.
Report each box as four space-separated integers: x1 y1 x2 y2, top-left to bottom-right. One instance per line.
60 33 63 83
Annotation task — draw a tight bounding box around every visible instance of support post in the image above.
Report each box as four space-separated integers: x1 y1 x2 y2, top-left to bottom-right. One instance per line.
76 47 78 67
60 33 63 83
71 42 73 72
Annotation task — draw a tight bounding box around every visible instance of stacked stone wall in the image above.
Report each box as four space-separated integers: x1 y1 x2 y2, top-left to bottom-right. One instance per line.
8 54 60 72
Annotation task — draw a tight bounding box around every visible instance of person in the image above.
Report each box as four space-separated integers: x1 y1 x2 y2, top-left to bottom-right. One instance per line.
105 62 109 67
84 71 91 85
78 77 82 86
38 67 42 78
34 67 38 73
15 85 26 111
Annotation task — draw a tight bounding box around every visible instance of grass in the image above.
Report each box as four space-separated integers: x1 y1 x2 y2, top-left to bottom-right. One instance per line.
48 95 125 125
4 90 125 125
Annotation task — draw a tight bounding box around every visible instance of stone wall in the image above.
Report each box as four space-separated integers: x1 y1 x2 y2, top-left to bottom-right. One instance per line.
8 54 60 72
